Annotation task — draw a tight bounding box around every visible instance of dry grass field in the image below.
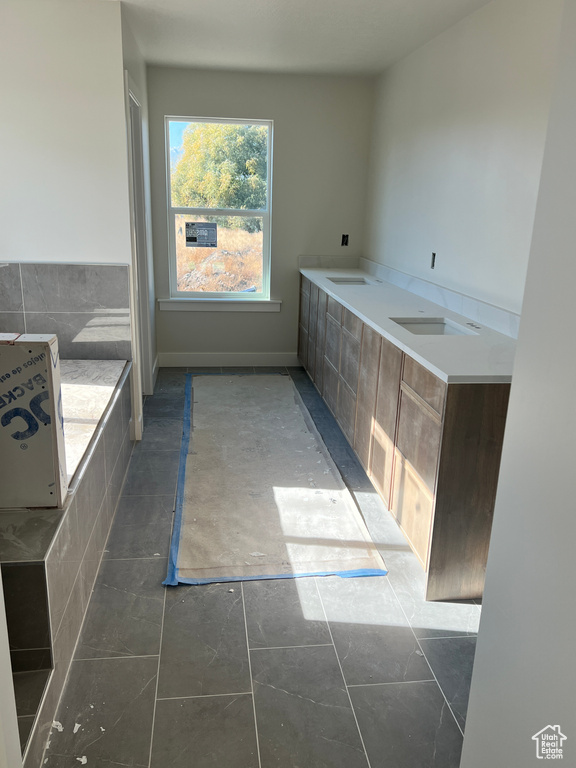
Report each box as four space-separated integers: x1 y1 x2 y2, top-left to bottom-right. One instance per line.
175 216 263 293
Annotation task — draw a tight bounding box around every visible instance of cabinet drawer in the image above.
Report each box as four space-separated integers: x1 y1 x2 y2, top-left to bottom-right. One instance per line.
342 307 362 341
327 296 343 323
392 451 434 568
402 355 446 416
396 387 442 493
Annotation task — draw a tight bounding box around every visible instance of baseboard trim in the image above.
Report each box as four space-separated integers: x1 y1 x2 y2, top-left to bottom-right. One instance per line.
157 352 300 368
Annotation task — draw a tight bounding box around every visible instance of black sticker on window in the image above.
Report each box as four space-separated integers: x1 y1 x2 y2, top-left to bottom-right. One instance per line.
185 222 217 248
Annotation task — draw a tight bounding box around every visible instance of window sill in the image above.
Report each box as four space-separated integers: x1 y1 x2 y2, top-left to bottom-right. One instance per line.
158 298 282 313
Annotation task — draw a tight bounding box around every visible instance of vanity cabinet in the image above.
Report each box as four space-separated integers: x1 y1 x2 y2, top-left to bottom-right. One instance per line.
370 336 403 509
298 276 510 601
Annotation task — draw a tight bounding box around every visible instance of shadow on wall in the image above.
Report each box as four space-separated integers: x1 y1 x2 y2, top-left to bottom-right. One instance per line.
0 263 131 360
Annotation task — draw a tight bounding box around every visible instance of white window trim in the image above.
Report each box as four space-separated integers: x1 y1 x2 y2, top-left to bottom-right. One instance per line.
165 116 273 303
157 298 281 312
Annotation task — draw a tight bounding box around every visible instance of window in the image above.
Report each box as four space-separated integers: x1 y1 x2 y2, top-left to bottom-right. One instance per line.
165 116 273 300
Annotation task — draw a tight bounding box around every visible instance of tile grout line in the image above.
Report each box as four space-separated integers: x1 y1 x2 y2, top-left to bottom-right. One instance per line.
386 579 466 738
157 692 253 702
250 643 333 652
74 655 160 662
313 577 373 768
240 582 263 768
417 635 477 641
19 263 27 333
147 584 168 768
102 557 169 563
347 680 436 688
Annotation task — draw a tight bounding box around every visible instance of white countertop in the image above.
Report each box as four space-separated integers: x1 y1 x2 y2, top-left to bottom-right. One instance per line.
300 268 516 384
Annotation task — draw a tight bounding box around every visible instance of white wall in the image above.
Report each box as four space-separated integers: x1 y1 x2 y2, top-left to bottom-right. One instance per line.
366 0 562 314
122 10 158 386
147 67 374 364
460 0 576 764
0 1 132 265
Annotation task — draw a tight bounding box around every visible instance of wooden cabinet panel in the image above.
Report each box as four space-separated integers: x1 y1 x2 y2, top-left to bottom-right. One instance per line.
402 355 446 416
306 339 316 379
425 383 511 601
299 282 310 333
370 430 395 506
354 325 381 470
314 290 328 392
337 379 357 444
325 315 341 371
309 284 319 342
392 451 434 567
297 275 510 600
340 329 360 394
323 359 339 415
306 284 318 378
327 296 342 324
342 308 362 341
370 336 402 506
298 325 308 367
395 388 442 494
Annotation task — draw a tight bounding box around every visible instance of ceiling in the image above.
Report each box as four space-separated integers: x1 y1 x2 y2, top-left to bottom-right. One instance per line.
120 0 493 75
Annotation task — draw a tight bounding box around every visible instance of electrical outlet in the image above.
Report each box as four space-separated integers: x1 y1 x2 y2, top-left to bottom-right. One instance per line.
431 252 436 269
341 234 349 247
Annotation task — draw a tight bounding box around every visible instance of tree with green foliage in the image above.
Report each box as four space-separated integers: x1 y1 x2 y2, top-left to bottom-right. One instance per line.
171 122 268 232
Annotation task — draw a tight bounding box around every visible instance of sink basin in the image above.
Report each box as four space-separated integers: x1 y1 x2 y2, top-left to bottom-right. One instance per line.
390 317 478 336
327 277 370 285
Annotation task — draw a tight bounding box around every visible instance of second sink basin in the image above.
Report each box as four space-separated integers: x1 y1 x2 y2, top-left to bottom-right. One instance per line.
327 277 370 285
390 317 478 336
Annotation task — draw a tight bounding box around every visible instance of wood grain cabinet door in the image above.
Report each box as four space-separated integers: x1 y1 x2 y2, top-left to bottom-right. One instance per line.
391 451 435 567
306 284 319 378
354 325 381 471
298 278 310 368
324 314 342 372
370 336 402 507
314 290 328 393
402 355 446 417
392 386 443 566
299 278 310 331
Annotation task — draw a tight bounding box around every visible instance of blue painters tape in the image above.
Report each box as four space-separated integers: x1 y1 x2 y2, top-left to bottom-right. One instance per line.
168 568 387 587
163 372 193 586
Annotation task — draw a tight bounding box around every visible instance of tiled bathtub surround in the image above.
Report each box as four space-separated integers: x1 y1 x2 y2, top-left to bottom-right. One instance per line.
0 365 134 764
297 256 520 338
60 360 128 482
0 263 131 359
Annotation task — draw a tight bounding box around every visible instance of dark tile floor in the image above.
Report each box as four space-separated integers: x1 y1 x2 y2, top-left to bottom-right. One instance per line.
43 367 480 768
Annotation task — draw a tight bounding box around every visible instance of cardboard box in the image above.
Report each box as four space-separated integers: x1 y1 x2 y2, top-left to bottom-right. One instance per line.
0 334 67 508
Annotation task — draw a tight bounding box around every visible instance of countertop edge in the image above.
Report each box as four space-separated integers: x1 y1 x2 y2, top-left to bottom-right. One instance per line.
300 268 515 385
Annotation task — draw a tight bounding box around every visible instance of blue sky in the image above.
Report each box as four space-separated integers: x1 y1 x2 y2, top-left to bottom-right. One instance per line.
169 120 188 167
